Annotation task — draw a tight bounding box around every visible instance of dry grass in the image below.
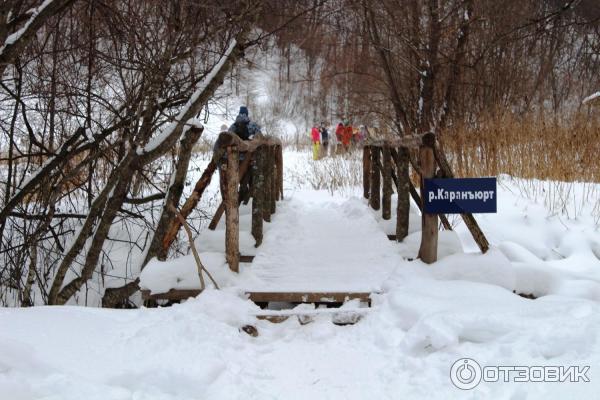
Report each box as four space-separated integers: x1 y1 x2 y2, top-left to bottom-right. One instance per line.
440 113 600 182
287 150 363 196
440 112 600 222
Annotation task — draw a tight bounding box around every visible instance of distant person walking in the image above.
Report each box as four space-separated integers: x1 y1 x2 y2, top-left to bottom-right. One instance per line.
320 123 329 157
358 125 368 144
342 120 353 151
335 122 344 154
311 125 321 160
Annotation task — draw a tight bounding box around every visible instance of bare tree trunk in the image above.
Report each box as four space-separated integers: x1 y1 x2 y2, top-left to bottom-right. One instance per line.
55 171 133 305
363 145 371 199
268 146 276 215
382 144 392 220
144 126 203 264
276 144 283 200
369 147 381 210
48 152 132 305
0 0 77 77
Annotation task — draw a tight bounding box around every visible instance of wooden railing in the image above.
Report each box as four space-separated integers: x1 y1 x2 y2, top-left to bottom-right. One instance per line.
362 135 428 245
162 132 282 273
363 132 488 263
211 132 283 272
364 133 444 262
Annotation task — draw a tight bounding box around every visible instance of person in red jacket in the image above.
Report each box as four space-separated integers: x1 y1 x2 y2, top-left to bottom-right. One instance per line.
311 125 321 160
342 120 353 151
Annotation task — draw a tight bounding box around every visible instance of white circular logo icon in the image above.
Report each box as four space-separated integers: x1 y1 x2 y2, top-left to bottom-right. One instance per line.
450 358 482 390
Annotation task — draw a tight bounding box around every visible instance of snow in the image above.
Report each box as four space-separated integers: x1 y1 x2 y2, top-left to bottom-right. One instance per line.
245 192 399 292
136 40 236 155
0 0 54 52
582 91 600 104
3 151 600 398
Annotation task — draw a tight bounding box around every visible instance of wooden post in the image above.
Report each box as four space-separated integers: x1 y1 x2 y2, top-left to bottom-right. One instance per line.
382 144 392 220
390 147 453 231
251 145 265 246
262 146 271 222
363 146 371 199
269 146 276 215
208 154 253 231
369 146 381 210
418 133 438 264
276 144 284 200
396 146 410 241
224 146 240 272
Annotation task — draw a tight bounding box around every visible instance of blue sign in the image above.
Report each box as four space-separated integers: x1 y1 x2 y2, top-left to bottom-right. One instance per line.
424 177 497 214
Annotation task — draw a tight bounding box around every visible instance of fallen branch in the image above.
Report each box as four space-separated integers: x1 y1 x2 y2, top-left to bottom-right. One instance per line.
169 204 219 290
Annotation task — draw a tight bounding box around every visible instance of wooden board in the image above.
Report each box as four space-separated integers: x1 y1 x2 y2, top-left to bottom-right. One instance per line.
142 288 373 306
255 307 371 325
141 289 200 301
256 314 363 325
246 291 373 304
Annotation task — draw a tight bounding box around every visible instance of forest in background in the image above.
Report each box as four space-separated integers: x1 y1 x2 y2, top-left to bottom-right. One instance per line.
1 0 599 307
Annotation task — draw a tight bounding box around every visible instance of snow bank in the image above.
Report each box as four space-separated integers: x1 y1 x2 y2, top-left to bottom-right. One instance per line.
4 151 600 398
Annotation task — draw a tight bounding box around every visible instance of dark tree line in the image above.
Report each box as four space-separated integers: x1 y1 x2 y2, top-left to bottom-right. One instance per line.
260 0 600 132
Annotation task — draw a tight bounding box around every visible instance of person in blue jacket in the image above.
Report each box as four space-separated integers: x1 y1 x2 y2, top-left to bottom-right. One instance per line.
228 106 261 140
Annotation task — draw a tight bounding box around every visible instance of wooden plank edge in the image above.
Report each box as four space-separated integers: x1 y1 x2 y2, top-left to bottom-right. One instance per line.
246 291 375 304
141 288 201 301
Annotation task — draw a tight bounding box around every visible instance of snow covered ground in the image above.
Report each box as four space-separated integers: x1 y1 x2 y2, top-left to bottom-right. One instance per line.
2 150 600 399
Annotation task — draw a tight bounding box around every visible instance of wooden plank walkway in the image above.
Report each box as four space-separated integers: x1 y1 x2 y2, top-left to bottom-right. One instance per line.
241 192 401 299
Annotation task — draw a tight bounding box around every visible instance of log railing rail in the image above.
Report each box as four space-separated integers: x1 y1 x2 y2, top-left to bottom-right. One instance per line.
161 132 283 272
362 132 488 264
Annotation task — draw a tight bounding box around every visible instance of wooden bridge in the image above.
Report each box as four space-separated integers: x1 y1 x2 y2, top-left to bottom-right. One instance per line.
142 131 489 322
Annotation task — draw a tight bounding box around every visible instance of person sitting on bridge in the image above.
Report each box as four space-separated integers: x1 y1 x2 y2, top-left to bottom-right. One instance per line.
214 106 261 155
228 106 261 141
214 106 261 204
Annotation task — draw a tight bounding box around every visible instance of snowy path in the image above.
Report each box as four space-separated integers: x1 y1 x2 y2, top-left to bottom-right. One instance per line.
245 190 402 293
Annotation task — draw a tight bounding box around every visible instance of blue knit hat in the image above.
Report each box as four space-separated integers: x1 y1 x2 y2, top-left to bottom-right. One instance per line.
239 106 249 116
